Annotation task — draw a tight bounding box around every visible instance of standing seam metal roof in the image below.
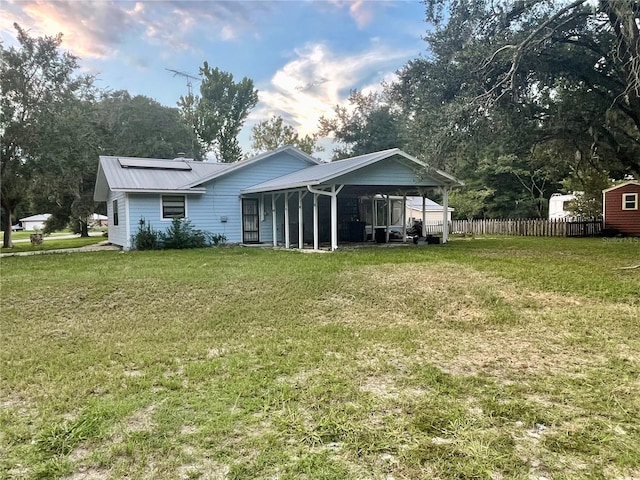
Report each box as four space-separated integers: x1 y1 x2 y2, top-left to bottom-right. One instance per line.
98 156 233 192
240 148 461 194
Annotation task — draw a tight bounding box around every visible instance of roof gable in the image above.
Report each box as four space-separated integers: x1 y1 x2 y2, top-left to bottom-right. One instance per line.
184 146 321 188
241 148 462 194
603 180 640 194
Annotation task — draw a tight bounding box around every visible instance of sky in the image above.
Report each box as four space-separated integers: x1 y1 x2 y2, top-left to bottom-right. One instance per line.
1 0 430 159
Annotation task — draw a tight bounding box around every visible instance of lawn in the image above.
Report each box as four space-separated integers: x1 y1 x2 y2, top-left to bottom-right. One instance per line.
1 237 638 479
0 236 104 254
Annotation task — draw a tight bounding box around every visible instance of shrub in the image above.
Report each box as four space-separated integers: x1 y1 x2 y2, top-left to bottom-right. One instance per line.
132 218 226 250
132 218 162 250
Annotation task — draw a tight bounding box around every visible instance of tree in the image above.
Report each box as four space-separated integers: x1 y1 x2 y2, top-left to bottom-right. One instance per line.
180 62 258 163
415 0 640 176
319 90 405 160
250 115 322 155
562 166 612 218
1 24 85 248
449 188 494 220
97 91 203 159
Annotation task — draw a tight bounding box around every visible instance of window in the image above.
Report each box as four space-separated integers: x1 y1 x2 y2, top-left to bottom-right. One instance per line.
622 193 638 210
112 200 119 226
162 195 186 219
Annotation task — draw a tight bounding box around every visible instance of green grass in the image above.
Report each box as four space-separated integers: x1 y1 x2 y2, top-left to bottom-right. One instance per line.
1 236 104 254
1 237 639 479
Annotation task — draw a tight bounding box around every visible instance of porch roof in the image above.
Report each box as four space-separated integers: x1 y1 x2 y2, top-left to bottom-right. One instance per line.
240 148 462 195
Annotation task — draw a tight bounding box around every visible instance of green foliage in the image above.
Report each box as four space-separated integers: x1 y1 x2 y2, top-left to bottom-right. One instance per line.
383 0 640 217
161 218 211 249
0 23 86 248
319 90 404 160
132 218 226 250
250 115 322 155
180 62 258 163
562 167 612 219
449 188 494 220
97 91 203 160
132 218 162 250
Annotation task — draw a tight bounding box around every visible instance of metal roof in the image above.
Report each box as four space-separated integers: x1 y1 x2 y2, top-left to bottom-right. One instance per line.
19 213 52 222
241 148 462 194
182 145 322 189
94 156 231 201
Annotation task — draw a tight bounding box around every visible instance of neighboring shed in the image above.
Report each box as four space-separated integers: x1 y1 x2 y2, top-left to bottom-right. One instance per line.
19 214 51 231
602 181 640 235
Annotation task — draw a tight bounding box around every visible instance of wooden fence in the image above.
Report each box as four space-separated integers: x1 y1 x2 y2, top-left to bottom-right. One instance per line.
448 218 603 237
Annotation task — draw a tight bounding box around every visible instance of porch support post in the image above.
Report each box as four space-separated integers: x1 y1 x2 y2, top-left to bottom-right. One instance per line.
313 193 319 250
442 187 449 244
284 192 290 249
385 194 390 243
272 193 278 247
402 193 407 243
298 190 306 250
422 194 427 236
307 185 344 251
330 185 338 251
371 196 376 242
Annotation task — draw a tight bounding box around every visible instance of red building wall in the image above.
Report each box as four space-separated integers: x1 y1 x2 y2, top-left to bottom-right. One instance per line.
604 183 640 235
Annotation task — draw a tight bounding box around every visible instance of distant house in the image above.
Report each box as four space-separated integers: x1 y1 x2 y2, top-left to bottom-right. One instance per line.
89 213 108 228
602 181 640 235
94 147 462 250
406 197 454 223
19 214 51 231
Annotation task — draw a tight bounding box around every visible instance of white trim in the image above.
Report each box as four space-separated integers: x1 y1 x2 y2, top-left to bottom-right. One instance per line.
622 192 638 210
111 188 205 195
603 180 640 193
125 193 131 250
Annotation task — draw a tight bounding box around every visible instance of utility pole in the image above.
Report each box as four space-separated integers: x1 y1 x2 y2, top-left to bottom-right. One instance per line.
167 68 200 158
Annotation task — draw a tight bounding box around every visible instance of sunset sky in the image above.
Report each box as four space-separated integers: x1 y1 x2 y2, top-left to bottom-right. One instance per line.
1 1 430 158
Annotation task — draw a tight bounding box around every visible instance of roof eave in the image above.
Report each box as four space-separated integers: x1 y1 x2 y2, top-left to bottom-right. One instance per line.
111 188 207 195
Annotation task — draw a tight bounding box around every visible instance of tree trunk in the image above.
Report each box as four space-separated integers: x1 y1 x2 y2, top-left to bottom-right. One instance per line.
1 201 14 249
79 220 89 237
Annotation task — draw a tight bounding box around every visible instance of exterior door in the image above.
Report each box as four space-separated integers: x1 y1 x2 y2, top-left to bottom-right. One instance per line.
242 198 260 243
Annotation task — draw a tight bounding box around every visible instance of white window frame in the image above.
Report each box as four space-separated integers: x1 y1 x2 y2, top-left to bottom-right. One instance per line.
622 193 638 210
161 195 187 220
112 199 119 226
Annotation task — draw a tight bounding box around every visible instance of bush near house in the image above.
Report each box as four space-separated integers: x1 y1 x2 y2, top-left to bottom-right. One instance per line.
132 218 226 250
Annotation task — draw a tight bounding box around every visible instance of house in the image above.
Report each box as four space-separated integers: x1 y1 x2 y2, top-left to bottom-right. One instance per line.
602 181 640 235
93 147 462 250
548 193 579 220
405 197 454 223
89 213 108 228
18 214 51 231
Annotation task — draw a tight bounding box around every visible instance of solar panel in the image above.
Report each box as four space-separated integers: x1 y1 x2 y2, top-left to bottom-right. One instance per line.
118 157 192 170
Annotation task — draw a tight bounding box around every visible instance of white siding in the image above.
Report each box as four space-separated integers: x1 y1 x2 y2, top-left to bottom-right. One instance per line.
107 191 128 247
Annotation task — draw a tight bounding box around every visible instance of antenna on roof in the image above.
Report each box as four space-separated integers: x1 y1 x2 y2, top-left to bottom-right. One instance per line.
166 68 200 98
167 68 201 160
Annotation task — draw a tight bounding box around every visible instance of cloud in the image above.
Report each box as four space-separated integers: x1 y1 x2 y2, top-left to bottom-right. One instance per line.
0 0 271 59
253 41 412 137
327 0 376 29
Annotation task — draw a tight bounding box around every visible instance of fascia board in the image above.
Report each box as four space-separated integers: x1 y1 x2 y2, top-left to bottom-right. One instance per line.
602 181 640 193
111 188 206 195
